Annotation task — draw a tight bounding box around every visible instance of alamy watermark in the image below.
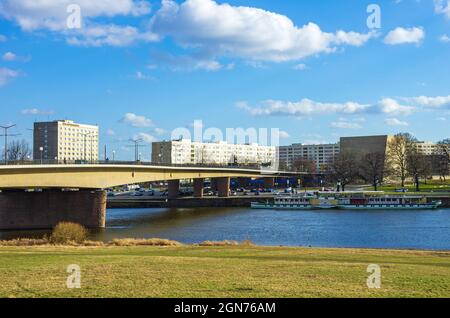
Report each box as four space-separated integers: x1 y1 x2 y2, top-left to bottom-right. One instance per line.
367 4 381 29
66 264 81 289
366 264 381 289
66 4 82 29
170 120 281 173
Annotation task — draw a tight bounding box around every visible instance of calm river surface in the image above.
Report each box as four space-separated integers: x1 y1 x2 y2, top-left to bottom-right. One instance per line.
2 207 450 250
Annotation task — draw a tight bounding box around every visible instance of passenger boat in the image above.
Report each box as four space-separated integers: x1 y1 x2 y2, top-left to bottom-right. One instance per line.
251 193 338 210
251 192 442 210
341 195 442 210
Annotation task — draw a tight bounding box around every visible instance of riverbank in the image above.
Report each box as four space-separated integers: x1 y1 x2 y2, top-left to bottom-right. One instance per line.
0 245 449 298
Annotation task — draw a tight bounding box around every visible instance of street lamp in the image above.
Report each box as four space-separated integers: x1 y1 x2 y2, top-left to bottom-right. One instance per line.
39 146 44 164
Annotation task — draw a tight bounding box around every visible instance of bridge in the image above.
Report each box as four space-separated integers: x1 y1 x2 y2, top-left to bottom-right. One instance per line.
0 163 305 230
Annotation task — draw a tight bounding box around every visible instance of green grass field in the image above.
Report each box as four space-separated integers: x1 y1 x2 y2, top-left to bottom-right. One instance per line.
0 246 449 298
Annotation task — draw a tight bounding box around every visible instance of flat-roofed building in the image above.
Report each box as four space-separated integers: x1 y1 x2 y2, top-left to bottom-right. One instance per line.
413 141 439 155
278 143 340 171
33 120 99 162
152 139 276 166
340 135 393 156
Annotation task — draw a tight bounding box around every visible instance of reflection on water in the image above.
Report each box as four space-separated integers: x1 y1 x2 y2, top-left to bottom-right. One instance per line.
1 207 450 250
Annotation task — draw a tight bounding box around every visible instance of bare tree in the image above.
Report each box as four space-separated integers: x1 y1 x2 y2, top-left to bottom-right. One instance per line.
7 139 31 162
291 158 316 173
386 133 417 187
436 139 450 181
406 147 427 192
359 152 385 191
330 151 359 191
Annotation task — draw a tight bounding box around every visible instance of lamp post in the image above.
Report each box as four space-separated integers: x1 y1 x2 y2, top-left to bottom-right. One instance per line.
0 124 17 164
39 146 44 164
81 132 94 163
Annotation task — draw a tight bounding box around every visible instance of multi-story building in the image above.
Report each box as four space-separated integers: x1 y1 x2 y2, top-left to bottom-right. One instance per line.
413 141 439 155
152 139 276 166
33 120 99 162
278 143 340 171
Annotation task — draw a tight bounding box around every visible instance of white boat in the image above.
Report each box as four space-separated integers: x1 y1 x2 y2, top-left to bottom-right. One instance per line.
251 193 442 210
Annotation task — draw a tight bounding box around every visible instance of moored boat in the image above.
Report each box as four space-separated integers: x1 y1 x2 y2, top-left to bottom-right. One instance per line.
251 192 442 210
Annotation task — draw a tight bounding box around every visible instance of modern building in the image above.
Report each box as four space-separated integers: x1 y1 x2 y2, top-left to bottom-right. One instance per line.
278 143 340 171
152 139 276 166
340 135 393 157
33 120 99 162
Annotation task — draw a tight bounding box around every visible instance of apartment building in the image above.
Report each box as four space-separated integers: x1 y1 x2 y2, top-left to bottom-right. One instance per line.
152 139 276 166
278 143 340 171
33 120 99 162
413 141 439 155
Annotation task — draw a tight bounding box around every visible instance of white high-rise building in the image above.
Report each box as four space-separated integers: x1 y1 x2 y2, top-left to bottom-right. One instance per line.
152 139 276 166
278 143 340 171
33 120 99 162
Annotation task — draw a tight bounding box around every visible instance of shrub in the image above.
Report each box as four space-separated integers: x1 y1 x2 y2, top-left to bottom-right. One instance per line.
240 239 255 247
50 222 88 245
198 240 239 247
109 238 181 247
0 238 49 246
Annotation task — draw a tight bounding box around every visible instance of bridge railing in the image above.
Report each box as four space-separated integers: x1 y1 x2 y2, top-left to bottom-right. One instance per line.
0 159 268 170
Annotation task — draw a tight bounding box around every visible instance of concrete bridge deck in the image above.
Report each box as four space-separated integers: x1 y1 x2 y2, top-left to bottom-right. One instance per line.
0 164 300 190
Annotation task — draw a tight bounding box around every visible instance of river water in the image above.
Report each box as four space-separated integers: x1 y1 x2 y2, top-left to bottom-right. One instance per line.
1 207 449 250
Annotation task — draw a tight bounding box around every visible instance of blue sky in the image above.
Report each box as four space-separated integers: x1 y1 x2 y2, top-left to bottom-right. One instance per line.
0 0 450 160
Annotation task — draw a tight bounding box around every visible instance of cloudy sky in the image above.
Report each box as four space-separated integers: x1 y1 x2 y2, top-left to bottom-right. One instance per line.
0 0 449 160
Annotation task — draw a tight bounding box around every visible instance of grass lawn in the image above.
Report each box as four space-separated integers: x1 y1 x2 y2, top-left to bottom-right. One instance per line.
0 246 449 298
369 180 450 193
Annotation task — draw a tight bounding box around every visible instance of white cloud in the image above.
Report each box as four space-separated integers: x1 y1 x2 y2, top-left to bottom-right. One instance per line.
66 24 157 47
385 118 409 126
135 132 156 143
21 108 54 115
239 96 426 118
0 67 19 87
435 0 450 18
153 127 166 135
377 98 415 115
273 130 290 139
384 27 425 45
150 51 224 71
0 0 151 31
239 99 371 117
0 0 156 47
400 95 450 108
2 52 16 61
2 51 31 62
440 34 450 42
330 121 362 129
150 0 375 63
293 63 307 71
121 113 153 127
136 71 150 80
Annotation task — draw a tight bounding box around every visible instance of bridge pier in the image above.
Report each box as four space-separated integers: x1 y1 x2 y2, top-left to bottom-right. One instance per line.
0 189 106 230
193 179 204 198
216 177 230 197
168 180 180 199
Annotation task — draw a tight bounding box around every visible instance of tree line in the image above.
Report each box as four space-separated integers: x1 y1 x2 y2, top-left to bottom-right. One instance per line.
287 133 450 192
